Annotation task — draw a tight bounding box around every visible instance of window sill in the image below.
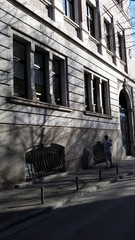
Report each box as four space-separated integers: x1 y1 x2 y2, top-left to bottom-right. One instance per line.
64 15 79 29
120 59 126 66
89 35 100 45
85 110 113 119
39 0 51 6
106 48 114 57
7 96 72 113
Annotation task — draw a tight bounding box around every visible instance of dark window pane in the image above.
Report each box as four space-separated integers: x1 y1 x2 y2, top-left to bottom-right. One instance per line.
34 52 45 102
86 3 95 37
63 0 75 21
93 78 98 112
13 41 25 61
104 21 110 50
14 77 26 97
35 52 43 68
53 59 62 105
102 81 107 114
93 77 100 113
84 74 89 110
13 40 27 98
118 34 123 60
14 61 25 80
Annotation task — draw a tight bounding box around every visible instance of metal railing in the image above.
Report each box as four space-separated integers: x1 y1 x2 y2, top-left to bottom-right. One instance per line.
25 144 65 181
93 142 106 164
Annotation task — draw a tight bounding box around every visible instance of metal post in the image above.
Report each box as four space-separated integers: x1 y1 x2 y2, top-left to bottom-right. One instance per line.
99 169 102 181
76 176 79 190
116 164 118 175
41 187 44 204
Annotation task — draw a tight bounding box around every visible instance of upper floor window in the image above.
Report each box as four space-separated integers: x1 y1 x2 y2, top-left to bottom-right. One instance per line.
13 40 28 98
104 16 116 55
62 0 75 21
104 20 111 50
86 3 95 38
118 33 123 60
117 31 126 63
84 71 110 115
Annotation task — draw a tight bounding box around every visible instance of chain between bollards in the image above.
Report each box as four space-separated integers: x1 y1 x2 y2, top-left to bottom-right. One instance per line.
41 187 44 204
99 169 102 181
76 176 79 190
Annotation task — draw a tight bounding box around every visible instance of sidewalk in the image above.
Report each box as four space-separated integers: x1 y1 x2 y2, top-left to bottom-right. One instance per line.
0 158 135 233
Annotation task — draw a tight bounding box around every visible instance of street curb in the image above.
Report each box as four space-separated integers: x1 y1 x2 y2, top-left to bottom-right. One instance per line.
1 170 134 235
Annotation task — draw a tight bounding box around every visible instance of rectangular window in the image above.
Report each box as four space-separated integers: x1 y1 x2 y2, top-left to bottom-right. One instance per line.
84 73 90 111
34 51 47 102
52 57 67 106
93 76 100 113
62 0 75 21
13 40 28 98
101 80 110 115
86 3 95 38
104 20 111 50
53 58 61 105
117 31 126 63
84 71 110 115
118 33 123 60
45 0 53 19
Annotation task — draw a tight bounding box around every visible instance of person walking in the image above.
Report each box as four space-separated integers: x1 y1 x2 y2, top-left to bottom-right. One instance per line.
102 135 113 168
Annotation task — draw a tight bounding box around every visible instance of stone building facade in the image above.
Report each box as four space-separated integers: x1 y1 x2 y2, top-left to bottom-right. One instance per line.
0 0 135 188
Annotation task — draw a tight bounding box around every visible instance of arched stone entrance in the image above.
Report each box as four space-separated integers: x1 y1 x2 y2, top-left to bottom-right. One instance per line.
119 89 132 156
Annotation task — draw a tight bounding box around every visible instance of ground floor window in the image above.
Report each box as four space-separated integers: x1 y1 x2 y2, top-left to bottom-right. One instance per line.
13 35 68 107
34 49 50 102
13 40 28 98
52 56 67 106
84 70 110 115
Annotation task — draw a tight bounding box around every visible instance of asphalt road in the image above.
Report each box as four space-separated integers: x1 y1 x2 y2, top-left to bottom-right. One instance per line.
2 174 135 240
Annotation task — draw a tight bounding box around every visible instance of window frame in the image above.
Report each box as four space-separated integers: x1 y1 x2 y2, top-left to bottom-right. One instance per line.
93 76 100 113
13 39 28 99
12 33 69 111
104 15 116 55
34 49 48 102
104 19 111 51
84 70 111 116
101 80 110 115
86 2 95 38
62 0 75 22
117 31 126 62
52 55 68 107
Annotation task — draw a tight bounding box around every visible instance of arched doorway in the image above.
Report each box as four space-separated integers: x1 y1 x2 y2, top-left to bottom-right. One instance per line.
119 90 131 155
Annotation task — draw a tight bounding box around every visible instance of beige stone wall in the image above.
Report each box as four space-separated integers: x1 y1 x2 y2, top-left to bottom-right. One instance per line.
0 124 124 189
0 0 134 188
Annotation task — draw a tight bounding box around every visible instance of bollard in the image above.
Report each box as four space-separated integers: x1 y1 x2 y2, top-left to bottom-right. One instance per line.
116 164 119 175
99 169 102 181
41 187 44 204
76 176 79 190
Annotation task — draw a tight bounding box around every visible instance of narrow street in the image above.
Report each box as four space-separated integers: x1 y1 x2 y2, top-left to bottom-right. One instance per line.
2 174 135 240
